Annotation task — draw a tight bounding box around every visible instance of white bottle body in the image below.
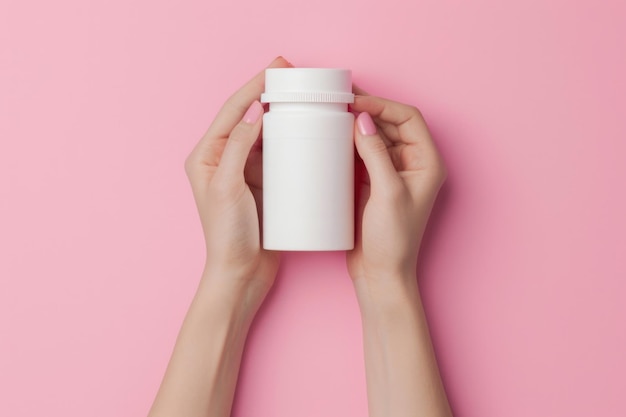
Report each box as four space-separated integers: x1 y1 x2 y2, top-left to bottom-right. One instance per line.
262 103 354 251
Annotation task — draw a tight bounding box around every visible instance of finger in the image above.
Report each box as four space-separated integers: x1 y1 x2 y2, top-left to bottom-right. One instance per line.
206 56 292 140
349 85 369 116
353 162 370 248
351 95 431 145
216 100 264 180
244 146 263 189
354 112 401 192
186 56 291 181
352 83 369 96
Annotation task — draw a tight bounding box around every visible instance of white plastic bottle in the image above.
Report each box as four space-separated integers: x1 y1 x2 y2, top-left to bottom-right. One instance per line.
261 68 355 251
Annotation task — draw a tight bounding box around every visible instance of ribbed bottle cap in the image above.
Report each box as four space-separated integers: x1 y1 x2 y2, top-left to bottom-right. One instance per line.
261 68 354 104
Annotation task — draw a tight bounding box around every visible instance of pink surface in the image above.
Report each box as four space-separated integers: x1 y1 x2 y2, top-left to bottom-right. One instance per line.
1 0 625 416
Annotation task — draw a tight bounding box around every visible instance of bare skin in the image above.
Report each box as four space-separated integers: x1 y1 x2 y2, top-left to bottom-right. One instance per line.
148 56 452 417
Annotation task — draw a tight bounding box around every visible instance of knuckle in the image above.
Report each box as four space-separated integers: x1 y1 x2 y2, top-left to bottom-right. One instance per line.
229 125 246 142
432 155 448 184
184 154 196 177
228 124 253 145
366 136 388 155
408 105 424 121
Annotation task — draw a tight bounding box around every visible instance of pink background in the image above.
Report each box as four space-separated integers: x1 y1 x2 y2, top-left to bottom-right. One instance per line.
1 0 625 416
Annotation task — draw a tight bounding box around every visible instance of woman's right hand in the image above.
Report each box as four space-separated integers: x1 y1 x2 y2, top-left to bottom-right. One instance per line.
347 93 446 294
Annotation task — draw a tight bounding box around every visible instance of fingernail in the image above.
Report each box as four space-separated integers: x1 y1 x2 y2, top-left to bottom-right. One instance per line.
271 56 293 67
274 55 293 67
357 112 377 135
243 100 263 124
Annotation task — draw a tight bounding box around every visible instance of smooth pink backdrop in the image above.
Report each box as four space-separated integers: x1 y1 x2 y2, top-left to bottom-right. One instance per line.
1 0 625 416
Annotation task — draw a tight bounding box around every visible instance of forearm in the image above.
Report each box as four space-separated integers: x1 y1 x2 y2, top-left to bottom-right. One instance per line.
148 277 257 417
355 276 452 417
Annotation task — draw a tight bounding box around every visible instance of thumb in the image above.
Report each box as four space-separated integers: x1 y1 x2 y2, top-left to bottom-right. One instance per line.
216 100 264 180
354 112 399 191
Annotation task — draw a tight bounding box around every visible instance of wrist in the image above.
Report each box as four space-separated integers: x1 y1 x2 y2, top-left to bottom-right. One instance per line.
195 271 268 327
153 273 257 417
353 272 423 320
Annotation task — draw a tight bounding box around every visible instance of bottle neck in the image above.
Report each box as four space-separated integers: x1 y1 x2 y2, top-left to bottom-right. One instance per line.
268 102 348 112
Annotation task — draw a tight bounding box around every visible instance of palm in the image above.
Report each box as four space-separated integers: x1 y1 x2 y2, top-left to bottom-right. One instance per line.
192 130 279 291
227 144 279 288
244 146 280 287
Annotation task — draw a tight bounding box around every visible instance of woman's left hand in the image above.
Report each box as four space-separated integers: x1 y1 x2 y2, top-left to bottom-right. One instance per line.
184 56 291 314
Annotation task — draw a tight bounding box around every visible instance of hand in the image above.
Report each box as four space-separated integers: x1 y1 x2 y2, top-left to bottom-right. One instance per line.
347 92 446 288
184 56 291 313
347 93 452 417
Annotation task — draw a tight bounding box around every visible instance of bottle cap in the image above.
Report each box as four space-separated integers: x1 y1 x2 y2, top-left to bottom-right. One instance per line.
261 68 354 104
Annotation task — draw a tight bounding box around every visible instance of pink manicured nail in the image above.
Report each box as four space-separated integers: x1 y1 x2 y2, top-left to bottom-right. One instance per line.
243 100 263 124
357 111 377 135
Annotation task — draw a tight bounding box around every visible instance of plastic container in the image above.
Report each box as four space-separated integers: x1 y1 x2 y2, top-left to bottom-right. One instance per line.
261 68 355 251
